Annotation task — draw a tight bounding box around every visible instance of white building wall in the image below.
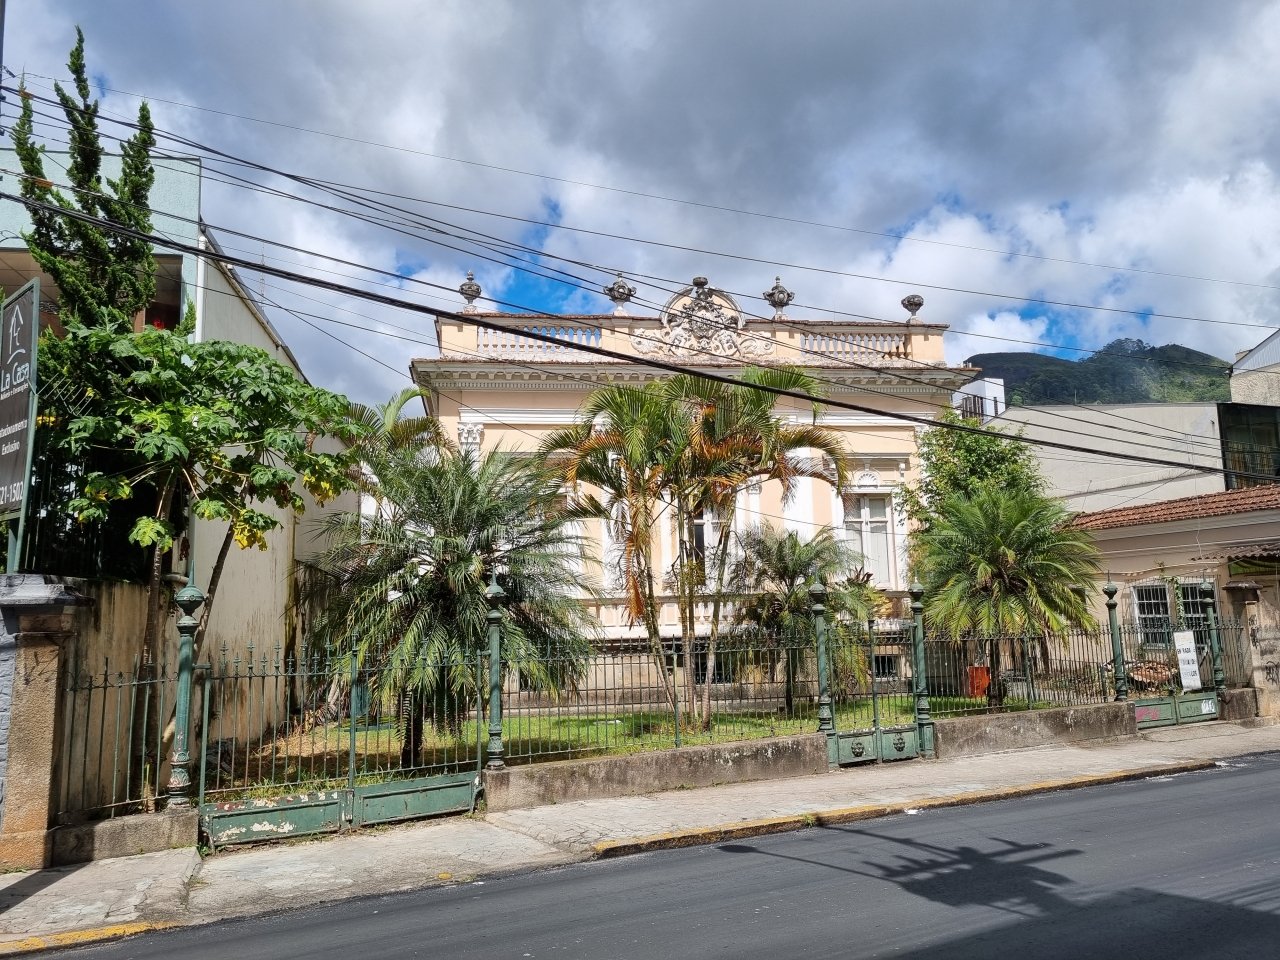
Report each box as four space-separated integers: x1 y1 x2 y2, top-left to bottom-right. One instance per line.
995 403 1225 512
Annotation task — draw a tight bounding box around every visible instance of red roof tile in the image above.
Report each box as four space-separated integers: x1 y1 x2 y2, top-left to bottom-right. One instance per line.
1072 484 1280 531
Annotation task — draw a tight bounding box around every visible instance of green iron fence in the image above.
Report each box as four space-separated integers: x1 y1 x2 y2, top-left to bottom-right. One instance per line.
196 644 485 806
56 653 175 824
53 577 1258 831
920 618 1252 719
500 629 822 763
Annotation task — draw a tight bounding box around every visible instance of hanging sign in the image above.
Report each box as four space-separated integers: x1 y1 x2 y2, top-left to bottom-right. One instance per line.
0 280 39 522
1173 629 1202 692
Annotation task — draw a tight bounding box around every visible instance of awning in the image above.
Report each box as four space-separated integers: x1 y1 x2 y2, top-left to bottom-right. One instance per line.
1190 542 1280 562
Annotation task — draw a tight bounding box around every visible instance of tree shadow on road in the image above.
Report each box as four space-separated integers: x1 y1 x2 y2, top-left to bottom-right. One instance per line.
718 825 1280 959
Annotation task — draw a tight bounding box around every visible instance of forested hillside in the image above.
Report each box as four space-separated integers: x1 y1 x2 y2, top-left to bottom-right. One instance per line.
965 339 1230 405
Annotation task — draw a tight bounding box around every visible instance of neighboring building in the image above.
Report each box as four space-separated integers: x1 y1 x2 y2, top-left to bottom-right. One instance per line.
1230 327 1280 406
411 276 977 636
1072 485 1280 704
994 402 1224 512
0 150 354 666
953 377 1005 422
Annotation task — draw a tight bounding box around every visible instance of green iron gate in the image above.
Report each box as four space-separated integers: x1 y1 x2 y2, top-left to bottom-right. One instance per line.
1129 627 1221 730
197 646 487 848
828 619 926 766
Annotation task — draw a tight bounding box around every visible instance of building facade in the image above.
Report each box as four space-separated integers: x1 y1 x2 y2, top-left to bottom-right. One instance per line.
0 150 355 668
411 276 977 637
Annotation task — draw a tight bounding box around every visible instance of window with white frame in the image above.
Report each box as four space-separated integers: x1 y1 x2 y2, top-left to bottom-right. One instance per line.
1132 581 1212 645
688 506 726 581
1133 583 1173 645
843 494 894 587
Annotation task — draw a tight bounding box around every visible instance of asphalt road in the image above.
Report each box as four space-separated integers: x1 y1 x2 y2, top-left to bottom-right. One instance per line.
52 753 1280 960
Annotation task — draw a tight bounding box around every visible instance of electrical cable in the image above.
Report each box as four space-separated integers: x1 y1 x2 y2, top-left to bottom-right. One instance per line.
6 189 1277 486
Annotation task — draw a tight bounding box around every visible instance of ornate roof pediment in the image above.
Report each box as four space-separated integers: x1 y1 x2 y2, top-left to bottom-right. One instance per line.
632 277 775 359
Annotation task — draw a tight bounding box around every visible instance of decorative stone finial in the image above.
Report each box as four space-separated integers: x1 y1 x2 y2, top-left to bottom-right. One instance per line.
763 276 794 320
901 293 924 319
603 273 636 316
459 270 482 313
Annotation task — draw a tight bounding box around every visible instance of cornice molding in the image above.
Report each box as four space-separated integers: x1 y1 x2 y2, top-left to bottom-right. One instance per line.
414 364 969 394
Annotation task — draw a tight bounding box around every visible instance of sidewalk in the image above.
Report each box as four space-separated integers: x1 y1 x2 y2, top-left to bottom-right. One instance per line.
4 719 1279 953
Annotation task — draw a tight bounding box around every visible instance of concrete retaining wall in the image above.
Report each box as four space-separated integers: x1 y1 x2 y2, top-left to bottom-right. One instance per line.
1219 687 1260 722
483 733 828 812
933 702 1137 759
50 810 199 866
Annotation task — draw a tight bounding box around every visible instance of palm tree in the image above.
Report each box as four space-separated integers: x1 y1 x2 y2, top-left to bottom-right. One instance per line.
913 488 1100 706
729 524 880 713
659 368 848 727
310 443 596 767
539 382 688 712
346 387 449 505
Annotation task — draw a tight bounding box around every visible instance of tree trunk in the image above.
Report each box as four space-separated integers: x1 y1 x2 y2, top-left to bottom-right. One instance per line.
142 474 179 660
674 501 698 725
988 638 1006 708
628 501 677 715
400 688 425 769
700 504 736 731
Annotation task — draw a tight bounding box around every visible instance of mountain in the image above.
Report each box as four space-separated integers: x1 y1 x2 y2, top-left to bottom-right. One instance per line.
965 339 1231 406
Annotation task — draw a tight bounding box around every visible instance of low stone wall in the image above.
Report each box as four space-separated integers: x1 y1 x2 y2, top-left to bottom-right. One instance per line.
1219 687 1260 722
51 810 199 866
483 733 828 812
933 702 1137 759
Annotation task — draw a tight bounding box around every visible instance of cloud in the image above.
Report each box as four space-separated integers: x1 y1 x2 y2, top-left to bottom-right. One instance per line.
8 1 1280 403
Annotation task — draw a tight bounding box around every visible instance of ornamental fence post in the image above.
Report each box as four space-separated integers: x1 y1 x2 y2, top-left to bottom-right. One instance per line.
485 574 506 771
910 582 934 759
810 582 834 738
1201 580 1226 698
166 584 204 809
1104 581 1128 702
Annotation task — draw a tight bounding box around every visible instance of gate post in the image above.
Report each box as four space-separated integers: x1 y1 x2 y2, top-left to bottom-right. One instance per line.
166 584 204 809
1104 581 1128 701
809 582 834 740
910 582 935 759
1201 579 1226 698
485 573 506 771
0 577 90 869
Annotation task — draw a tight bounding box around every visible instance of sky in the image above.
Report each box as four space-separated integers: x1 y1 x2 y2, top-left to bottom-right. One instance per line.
7 1 1280 405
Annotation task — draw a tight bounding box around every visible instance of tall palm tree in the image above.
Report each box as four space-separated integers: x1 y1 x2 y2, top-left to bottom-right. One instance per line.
660 368 849 726
913 488 1100 705
539 382 688 711
310 444 596 767
729 524 879 712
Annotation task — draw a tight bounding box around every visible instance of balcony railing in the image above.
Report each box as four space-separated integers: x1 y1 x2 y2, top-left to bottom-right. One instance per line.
476 325 602 359
800 329 911 364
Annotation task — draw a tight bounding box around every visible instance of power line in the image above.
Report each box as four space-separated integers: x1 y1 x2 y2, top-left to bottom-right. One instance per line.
7 190 1276 487
5 118 1240 461
15 72 1280 295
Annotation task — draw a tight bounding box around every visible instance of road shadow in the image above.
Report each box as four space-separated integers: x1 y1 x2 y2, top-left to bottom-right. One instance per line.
895 888 1280 959
719 826 1280 958
721 826 1082 917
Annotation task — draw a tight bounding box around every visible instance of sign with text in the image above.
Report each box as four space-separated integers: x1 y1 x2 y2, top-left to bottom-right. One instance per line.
0 280 38 521
1173 629 1202 692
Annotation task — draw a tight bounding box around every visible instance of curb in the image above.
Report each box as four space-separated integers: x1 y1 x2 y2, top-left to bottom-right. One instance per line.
0 922 178 956
590 759 1218 858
